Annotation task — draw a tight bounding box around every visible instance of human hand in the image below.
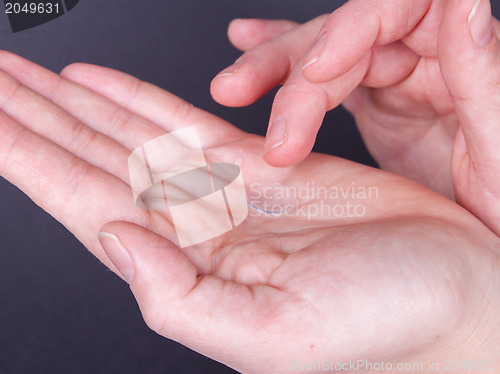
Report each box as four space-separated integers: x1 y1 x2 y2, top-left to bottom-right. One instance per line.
1 52 499 373
211 0 500 237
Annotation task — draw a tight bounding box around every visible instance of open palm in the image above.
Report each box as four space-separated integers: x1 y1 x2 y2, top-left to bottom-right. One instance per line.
0 52 499 374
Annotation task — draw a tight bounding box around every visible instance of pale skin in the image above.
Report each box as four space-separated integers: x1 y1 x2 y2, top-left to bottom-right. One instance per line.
0 53 499 373
0 0 499 373
211 0 500 238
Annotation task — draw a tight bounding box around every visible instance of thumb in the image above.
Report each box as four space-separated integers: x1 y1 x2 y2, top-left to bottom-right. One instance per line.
97 221 198 329
438 0 500 234
96 222 273 372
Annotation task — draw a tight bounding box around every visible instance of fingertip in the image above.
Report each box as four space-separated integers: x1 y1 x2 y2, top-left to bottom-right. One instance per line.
227 18 250 51
227 17 242 32
98 221 197 293
228 18 300 51
263 116 314 166
59 62 84 77
438 0 500 97
60 62 108 86
262 115 319 167
211 43 293 107
468 0 493 47
60 62 105 77
262 115 318 167
210 64 261 107
301 32 328 83
263 81 327 166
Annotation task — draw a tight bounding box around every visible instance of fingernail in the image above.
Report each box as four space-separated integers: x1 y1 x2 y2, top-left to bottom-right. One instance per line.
302 33 328 71
264 116 287 153
98 232 134 283
468 0 493 47
216 58 243 77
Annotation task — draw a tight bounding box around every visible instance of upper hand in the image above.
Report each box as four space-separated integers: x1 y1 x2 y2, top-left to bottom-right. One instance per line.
211 0 500 237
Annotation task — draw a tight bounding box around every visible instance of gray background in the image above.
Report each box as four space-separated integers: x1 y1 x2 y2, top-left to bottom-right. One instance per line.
0 1 498 373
